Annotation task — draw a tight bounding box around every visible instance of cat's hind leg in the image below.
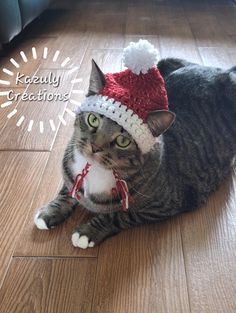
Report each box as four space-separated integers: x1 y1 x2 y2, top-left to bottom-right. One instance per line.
157 58 193 78
34 184 77 230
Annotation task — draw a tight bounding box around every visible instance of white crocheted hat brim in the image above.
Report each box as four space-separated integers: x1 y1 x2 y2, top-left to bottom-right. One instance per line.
77 95 156 154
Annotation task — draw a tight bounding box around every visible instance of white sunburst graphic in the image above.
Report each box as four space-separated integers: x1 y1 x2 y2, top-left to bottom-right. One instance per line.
0 46 83 133
70 77 84 108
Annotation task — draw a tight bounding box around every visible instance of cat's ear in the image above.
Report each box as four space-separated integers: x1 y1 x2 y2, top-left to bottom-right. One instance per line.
146 110 176 137
87 59 105 96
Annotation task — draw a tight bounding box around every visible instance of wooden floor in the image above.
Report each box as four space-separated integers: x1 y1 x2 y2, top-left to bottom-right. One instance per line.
0 0 236 312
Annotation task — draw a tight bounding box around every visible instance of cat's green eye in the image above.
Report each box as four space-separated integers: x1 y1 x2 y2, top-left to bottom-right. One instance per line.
115 135 131 148
87 113 100 128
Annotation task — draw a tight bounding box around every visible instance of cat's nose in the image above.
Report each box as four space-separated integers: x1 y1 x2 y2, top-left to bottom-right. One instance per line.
91 144 103 154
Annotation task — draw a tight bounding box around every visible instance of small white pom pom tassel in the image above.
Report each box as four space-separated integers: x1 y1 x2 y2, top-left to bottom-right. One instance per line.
123 39 159 75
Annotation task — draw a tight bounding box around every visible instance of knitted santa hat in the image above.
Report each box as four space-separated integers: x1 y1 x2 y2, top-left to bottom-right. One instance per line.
77 39 175 153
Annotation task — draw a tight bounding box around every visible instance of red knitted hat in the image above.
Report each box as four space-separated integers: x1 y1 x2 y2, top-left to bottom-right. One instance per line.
79 40 169 153
99 67 168 121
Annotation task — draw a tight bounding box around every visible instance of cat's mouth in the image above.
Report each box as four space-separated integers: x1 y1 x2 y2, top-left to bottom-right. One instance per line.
78 147 113 169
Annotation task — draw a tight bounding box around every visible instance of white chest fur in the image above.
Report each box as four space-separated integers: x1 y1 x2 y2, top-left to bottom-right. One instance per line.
71 150 116 196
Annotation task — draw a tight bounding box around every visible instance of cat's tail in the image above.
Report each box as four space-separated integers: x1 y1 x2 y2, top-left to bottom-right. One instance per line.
157 58 194 78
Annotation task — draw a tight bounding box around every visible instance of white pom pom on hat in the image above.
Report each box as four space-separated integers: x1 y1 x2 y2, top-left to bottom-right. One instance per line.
122 39 159 75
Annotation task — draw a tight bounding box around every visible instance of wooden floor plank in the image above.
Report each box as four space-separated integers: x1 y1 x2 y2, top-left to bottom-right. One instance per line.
91 219 190 313
0 258 97 313
126 5 158 36
211 5 236 37
184 3 235 48
0 152 49 287
155 5 202 63
181 171 236 313
198 47 236 68
86 13 126 50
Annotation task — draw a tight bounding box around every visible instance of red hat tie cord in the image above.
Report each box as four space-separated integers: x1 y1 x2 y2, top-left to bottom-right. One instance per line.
69 162 134 211
69 162 91 201
112 170 135 211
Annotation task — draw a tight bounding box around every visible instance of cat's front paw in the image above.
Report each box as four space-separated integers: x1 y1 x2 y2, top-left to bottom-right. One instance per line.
34 209 50 230
71 232 95 249
34 205 64 230
71 222 108 249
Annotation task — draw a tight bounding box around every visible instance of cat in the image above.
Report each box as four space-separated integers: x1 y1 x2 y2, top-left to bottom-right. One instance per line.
34 58 236 249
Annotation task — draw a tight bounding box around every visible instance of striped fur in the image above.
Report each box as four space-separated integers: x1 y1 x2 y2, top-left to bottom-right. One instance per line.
35 59 236 248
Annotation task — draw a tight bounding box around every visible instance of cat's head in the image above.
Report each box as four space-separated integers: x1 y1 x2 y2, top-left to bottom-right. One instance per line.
74 111 142 171
73 60 175 173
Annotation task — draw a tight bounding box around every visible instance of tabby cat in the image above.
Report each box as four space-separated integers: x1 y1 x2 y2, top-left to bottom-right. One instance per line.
34 58 236 249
